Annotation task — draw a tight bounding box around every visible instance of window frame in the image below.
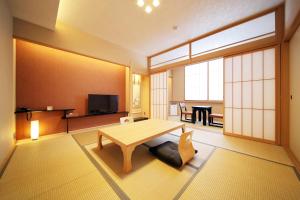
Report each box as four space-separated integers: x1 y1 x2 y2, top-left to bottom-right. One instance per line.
184 58 224 102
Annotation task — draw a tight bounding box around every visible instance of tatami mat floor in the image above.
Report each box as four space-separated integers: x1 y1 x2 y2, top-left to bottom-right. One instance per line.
0 122 299 200
0 135 119 200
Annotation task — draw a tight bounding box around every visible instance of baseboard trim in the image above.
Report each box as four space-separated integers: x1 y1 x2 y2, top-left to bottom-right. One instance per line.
224 132 276 145
285 147 300 175
0 145 16 178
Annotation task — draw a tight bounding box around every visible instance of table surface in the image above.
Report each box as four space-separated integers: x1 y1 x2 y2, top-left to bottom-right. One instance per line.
98 119 184 147
192 106 212 108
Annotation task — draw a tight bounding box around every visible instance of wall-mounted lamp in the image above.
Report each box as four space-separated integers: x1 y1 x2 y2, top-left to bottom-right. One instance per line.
31 120 39 140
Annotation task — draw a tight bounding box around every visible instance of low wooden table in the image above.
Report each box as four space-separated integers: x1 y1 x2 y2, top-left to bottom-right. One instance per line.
98 119 185 173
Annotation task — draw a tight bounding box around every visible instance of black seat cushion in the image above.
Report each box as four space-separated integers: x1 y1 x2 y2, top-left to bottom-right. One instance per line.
149 141 183 168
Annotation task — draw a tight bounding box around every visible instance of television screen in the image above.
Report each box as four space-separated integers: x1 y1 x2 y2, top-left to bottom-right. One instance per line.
88 94 118 114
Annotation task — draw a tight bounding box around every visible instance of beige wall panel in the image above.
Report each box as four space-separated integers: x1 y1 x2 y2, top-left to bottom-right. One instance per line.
252 51 263 80
242 109 252 137
242 82 252 108
264 48 276 79
225 83 233 107
233 82 242 108
264 110 275 141
264 79 275 109
224 58 233 82
252 110 263 139
225 108 233 133
233 109 242 134
252 80 263 109
0 0 15 171
289 25 300 161
233 56 242 82
242 53 252 81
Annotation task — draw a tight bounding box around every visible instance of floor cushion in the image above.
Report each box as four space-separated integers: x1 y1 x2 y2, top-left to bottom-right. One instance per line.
149 141 183 168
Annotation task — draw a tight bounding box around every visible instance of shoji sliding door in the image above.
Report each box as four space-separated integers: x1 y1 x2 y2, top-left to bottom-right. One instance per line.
224 48 276 142
151 72 168 120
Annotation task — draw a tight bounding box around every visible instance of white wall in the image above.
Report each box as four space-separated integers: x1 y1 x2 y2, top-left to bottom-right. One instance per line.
0 0 16 171
289 24 300 161
13 19 147 74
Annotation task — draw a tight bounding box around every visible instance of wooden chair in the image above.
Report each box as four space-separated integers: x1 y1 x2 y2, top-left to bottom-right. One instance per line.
179 102 192 122
178 131 196 166
149 131 196 168
208 113 223 128
120 117 134 124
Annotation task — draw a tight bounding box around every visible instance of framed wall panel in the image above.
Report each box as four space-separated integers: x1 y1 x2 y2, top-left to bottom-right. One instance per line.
233 109 242 134
233 56 242 82
224 47 276 143
252 110 263 139
225 108 233 133
242 53 252 81
242 109 252 137
150 72 168 120
224 58 233 82
252 51 263 80
233 82 242 108
252 80 263 109
264 110 275 141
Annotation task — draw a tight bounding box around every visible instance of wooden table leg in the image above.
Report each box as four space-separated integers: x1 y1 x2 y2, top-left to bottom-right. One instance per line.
121 145 135 173
182 124 186 133
98 131 103 150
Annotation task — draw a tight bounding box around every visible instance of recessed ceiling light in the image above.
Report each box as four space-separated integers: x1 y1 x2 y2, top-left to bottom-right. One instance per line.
137 0 145 7
145 5 152 13
153 0 160 7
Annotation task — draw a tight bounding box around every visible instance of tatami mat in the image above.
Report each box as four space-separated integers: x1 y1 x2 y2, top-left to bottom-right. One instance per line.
85 140 213 200
171 128 293 166
72 130 100 146
73 126 293 166
179 148 300 200
0 135 119 200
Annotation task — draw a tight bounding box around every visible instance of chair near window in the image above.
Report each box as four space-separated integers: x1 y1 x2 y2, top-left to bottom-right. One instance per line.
179 103 192 122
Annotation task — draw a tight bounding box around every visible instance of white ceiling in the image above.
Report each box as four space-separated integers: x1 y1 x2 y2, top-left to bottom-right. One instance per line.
9 0 60 30
10 0 300 57
57 0 284 56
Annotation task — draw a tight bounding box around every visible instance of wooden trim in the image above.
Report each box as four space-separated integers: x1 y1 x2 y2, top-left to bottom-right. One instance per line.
14 37 129 68
280 42 290 147
275 45 281 145
224 132 276 145
223 58 226 135
275 3 285 43
149 3 284 58
285 147 300 174
262 51 265 140
285 7 300 41
0 146 16 177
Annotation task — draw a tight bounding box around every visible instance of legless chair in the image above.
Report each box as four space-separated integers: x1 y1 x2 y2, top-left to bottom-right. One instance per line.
120 117 134 124
149 131 196 168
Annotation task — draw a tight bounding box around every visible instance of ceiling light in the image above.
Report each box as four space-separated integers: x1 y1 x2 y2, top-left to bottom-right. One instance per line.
137 0 144 7
145 5 152 13
153 0 160 7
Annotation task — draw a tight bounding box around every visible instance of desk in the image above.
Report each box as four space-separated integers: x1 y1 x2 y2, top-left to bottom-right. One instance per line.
98 119 185 173
192 106 212 125
15 108 75 133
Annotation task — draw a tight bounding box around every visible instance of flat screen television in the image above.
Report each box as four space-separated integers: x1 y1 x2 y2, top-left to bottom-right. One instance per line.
88 94 118 115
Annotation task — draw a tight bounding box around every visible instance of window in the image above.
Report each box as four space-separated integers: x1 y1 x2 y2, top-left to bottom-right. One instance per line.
185 58 223 101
